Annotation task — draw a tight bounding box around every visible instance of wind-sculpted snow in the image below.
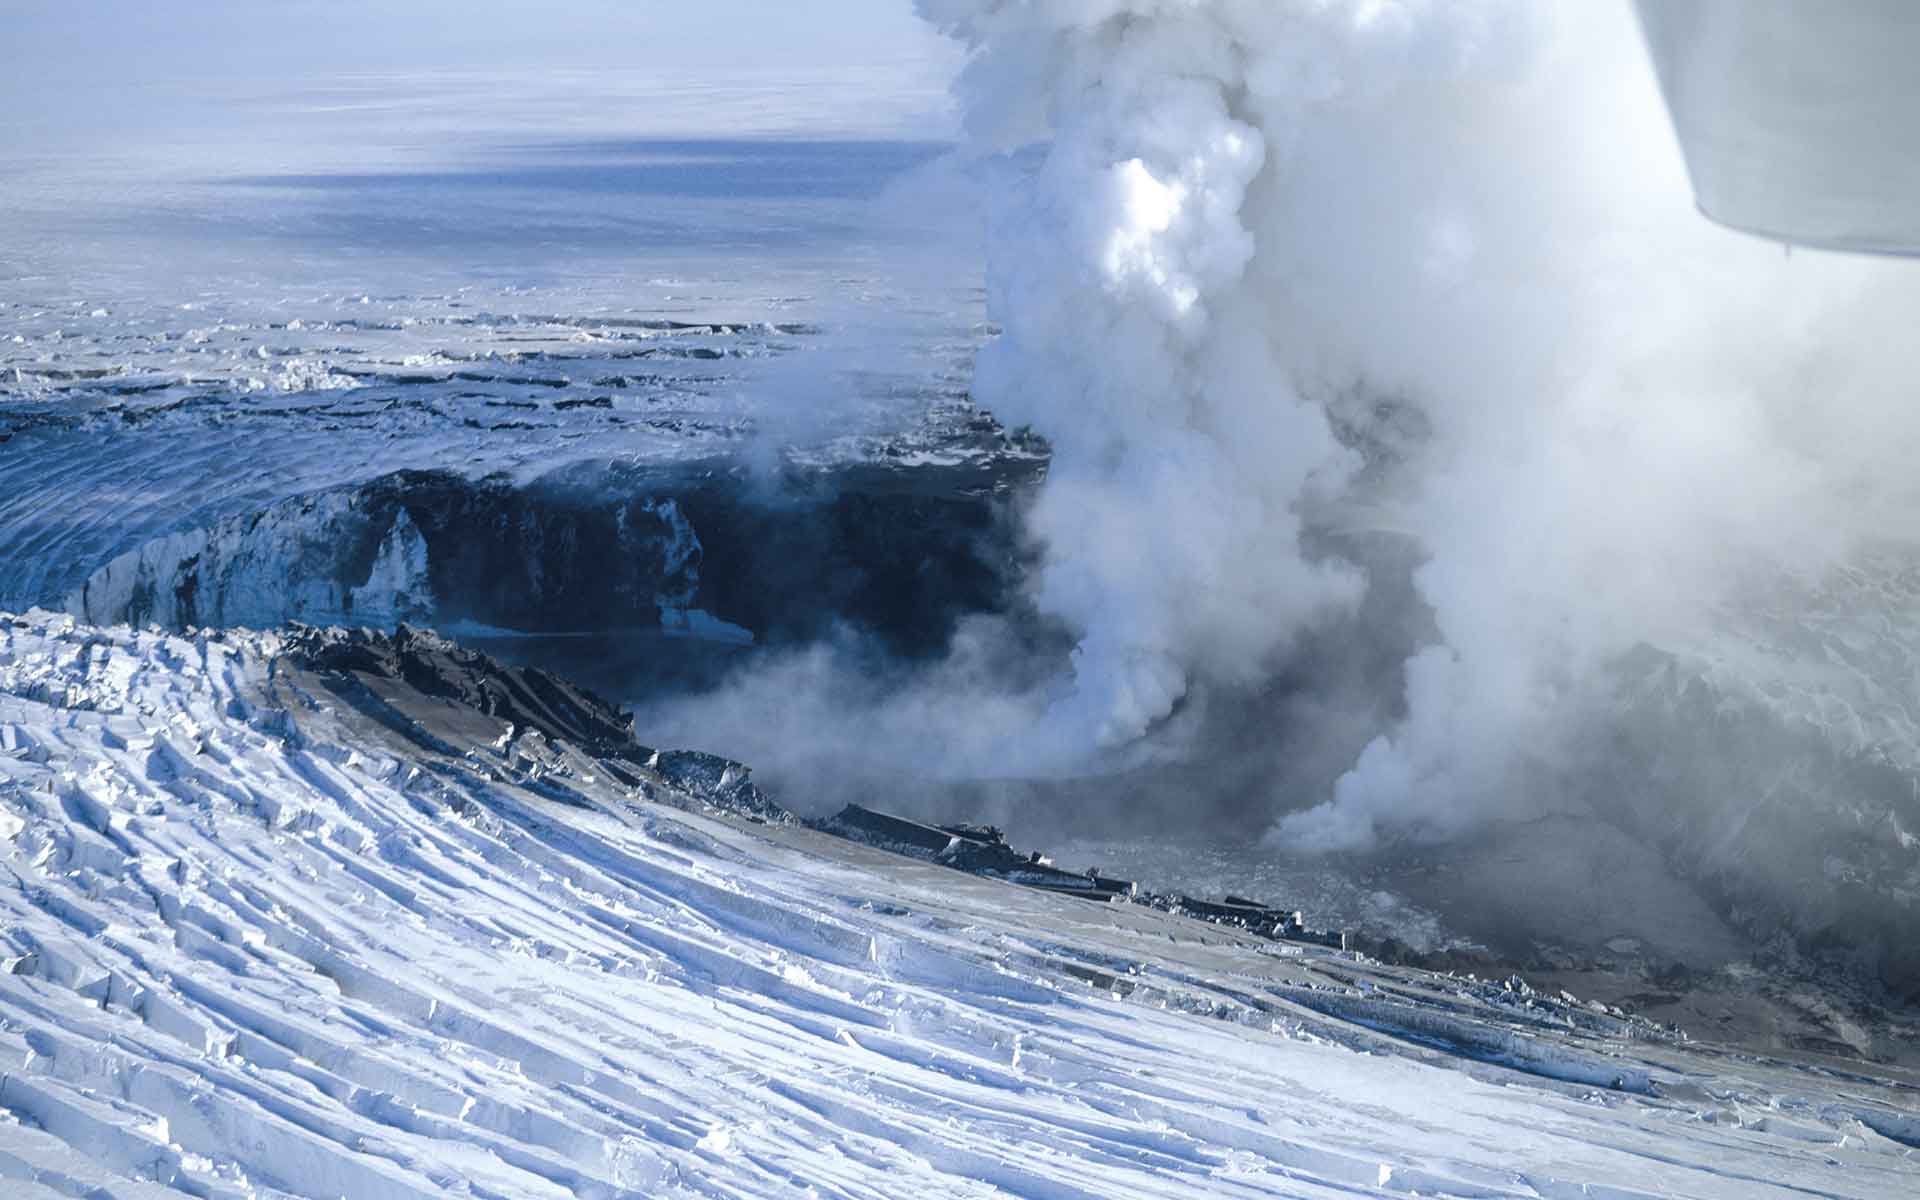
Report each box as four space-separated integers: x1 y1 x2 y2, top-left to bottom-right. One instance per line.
0 611 1915 1198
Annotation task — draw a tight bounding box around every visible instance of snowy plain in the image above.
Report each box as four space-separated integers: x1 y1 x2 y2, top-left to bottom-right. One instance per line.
1 611 1916 1198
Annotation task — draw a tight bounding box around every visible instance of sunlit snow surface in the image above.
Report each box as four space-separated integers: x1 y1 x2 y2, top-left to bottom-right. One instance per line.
0 611 1916 1199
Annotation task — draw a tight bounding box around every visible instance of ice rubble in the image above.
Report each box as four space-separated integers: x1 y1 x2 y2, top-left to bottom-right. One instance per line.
0 610 1914 1198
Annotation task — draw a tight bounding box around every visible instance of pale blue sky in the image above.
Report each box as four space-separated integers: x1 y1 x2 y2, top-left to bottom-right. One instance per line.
4 1 949 75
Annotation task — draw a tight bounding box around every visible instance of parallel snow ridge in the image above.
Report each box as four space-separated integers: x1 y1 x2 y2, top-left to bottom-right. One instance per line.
0 611 1916 1198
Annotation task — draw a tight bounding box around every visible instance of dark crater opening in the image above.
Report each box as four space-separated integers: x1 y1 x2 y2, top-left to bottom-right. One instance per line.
70 450 1046 699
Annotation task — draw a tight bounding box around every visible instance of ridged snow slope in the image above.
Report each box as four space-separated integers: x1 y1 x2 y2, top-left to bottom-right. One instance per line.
0 610 1914 1199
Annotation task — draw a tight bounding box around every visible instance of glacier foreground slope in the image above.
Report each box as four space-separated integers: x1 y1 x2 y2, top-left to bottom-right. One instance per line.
0 611 1913 1198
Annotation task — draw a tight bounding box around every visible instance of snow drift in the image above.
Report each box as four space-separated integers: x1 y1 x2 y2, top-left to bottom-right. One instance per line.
0 609 1914 1197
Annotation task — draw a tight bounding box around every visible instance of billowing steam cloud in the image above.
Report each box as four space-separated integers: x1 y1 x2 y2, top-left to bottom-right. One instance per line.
913 0 1400 752
916 0 1920 847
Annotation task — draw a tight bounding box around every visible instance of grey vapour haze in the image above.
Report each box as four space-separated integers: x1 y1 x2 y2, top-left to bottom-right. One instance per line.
910 0 1920 853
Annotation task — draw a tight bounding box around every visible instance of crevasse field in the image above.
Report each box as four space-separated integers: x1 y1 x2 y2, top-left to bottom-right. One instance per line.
3 2 1919 1196
1 613 1914 1198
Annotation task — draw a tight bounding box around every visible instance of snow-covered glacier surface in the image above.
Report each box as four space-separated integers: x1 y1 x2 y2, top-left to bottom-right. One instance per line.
0 609 1915 1199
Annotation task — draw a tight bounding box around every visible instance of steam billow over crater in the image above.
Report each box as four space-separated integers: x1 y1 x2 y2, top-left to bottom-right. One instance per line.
893 0 1920 1019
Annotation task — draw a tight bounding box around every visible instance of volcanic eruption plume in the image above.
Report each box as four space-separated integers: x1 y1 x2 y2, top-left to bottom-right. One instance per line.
920 0 1920 854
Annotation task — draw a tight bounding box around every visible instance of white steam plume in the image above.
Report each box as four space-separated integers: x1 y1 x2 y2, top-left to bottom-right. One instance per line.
914 0 1528 752
913 0 1506 750
921 1 1920 843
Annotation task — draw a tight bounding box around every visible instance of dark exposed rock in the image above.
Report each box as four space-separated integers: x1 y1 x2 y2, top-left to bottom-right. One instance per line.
286 623 640 753
280 623 788 824
819 802 1346 947
821 803 1136 899
645 749 782 824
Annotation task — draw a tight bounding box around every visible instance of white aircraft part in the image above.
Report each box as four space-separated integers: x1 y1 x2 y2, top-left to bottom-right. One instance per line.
1636 0 1920 254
